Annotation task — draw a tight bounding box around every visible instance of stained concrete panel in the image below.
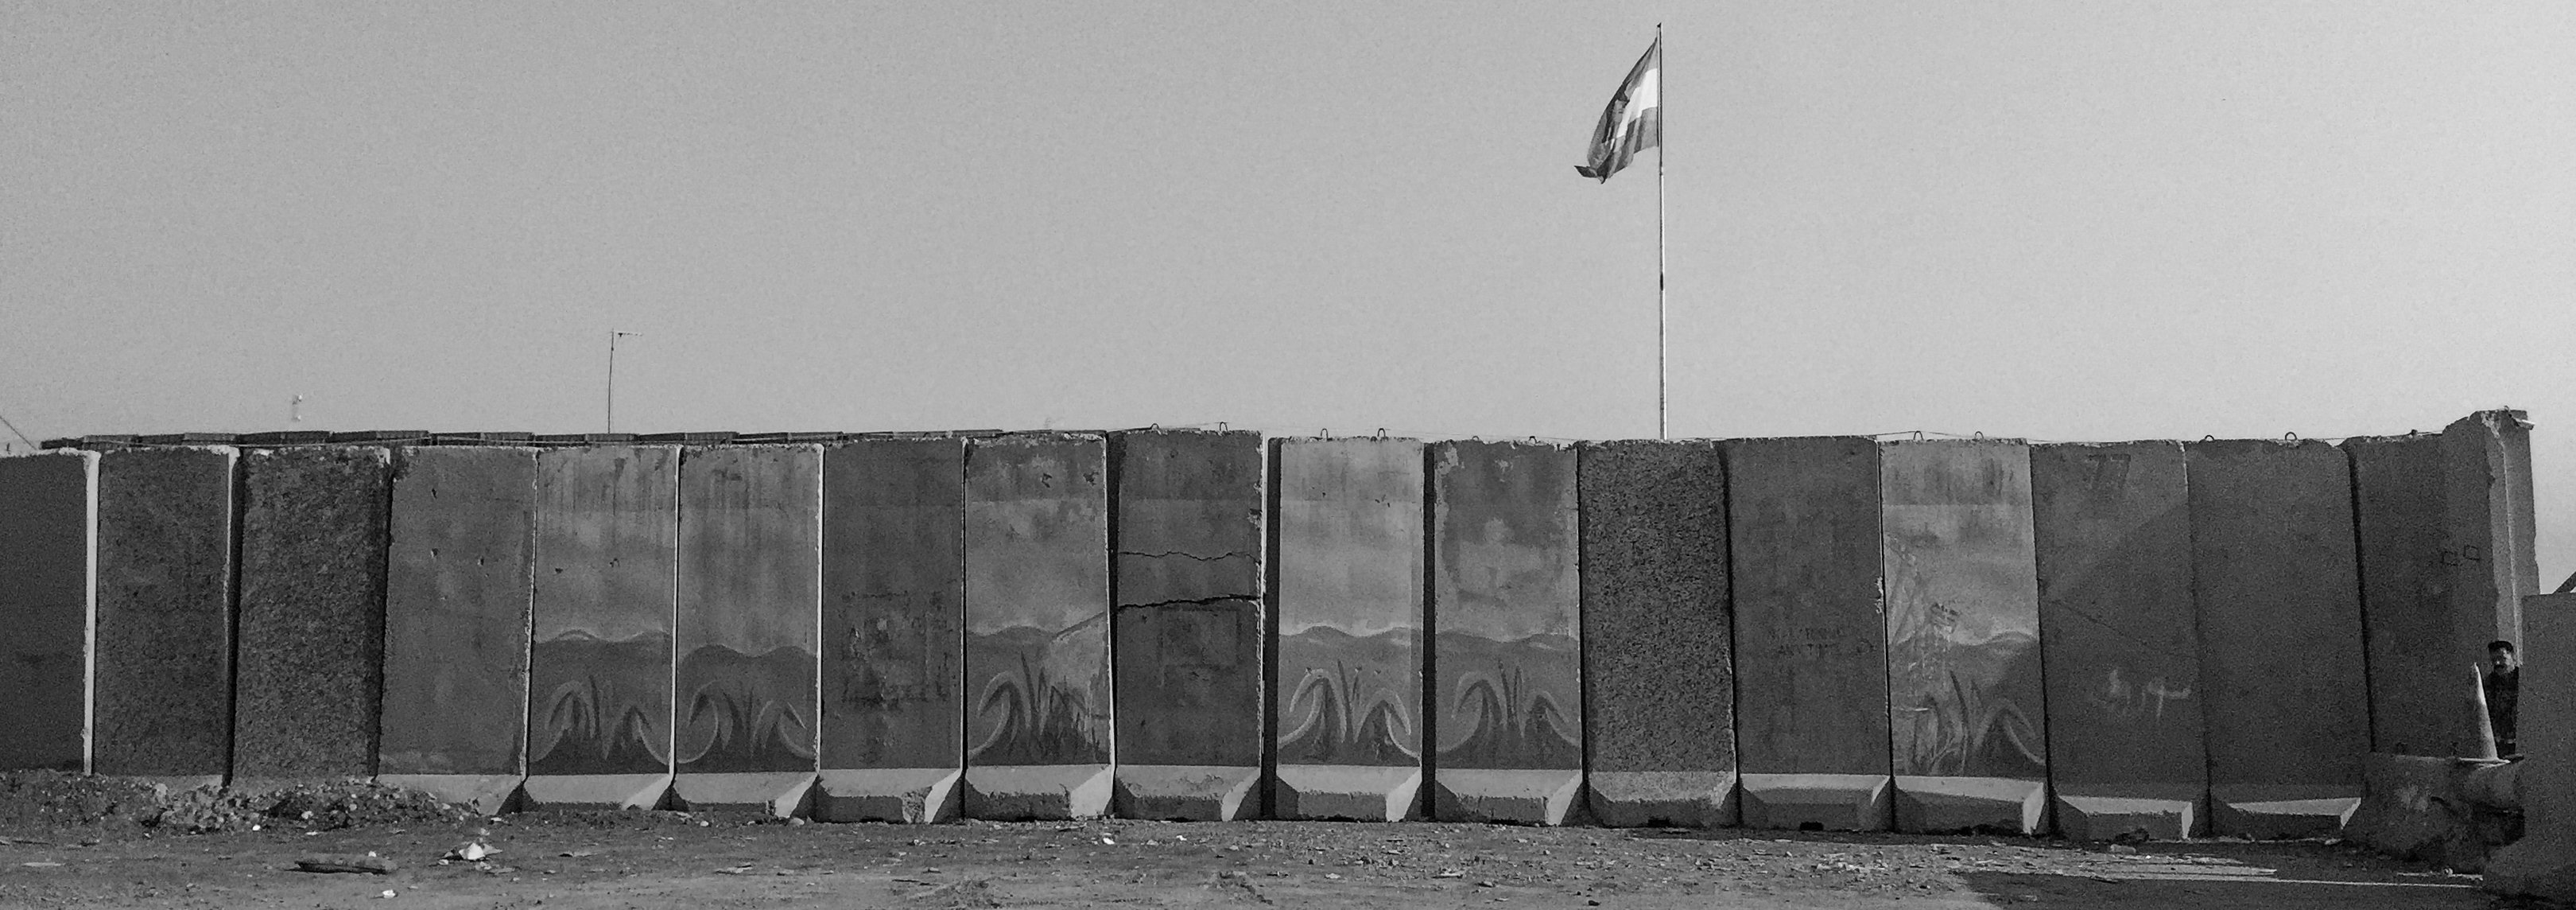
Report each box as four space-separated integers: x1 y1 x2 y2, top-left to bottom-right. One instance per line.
1724 437 1891 830
1577 440 1735 828
2031 442 2206 840
2482 593 2576 901
522 446 680 810
1880 440 2046 834
231 447 393 783
377 447 537 812
2188 439 2369 837
0 452 98 772
816 437 966 822
1111 429 1265 820
93 447 234 784
2444 411 2538 648
961 434 1112 819
672 445 822 817
1429 441 1581 825
1271 438 1426 822
2345 433 2467 756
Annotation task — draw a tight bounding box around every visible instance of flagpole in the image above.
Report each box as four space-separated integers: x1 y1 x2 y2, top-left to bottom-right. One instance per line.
1655 24 1667 441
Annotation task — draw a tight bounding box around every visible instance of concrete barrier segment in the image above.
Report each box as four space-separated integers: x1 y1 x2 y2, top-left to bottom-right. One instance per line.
1429 441 1580 826
1577 440 1735 828
0 450 98 772
817 437 967 822
960 434 1111 820
376 446 539 816
1269 438 1428 822
231 446 392 783
92 446 235 783
519 445 681 813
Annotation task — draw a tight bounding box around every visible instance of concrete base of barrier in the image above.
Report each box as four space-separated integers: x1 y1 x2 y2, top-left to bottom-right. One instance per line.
1113 764 1258 820
1432 769 1581 825
376 774 522 816
2053 784 2204 841
2213 784 2361 838
1895 776 2046 834
1740 773 1891 831
813 768 961 822
964 764 1113 820
1271 765 1421 821
1586 771 1738 828
673 772 815 818
519 774 672 811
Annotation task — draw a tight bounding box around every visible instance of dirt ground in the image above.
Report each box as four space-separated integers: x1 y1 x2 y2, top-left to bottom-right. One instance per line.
0 808 2528 910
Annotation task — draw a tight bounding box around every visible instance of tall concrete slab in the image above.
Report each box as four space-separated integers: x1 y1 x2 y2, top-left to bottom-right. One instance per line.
1111 429 1265 819
961 434 1112 819
522 446 680 810
1271 438 1426 822
2348 411 2542 760
0 452 98 772
1577 440 1735 827
231 447 392 784
1428 441 1581 825
2443 411 2538 648
376 447 537 813
816 437 966 822
1881 440 2046 834
2188 439 2370 837
671 445 822 817
2482 593 2576 901
93 447 233 785
1724 437 1891 830
2031 442 2206 839
2346 432 2468 756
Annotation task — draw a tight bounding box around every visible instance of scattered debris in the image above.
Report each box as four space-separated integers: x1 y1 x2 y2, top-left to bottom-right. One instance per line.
293 854 398 874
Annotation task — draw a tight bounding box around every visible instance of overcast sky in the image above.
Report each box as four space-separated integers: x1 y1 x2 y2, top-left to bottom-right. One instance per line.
5 2 2570 580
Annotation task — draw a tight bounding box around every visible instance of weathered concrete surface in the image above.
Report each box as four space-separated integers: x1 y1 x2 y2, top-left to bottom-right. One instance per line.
2344 754 2518 873
1739 775 1893 831
2030 441 2206 839
521 446 679 811
1111 429 1264 820
1577 440 1735 828
1724 437 1891 830
1881 440 2046 834
1429 441 1580 825
2485 593 2576 901
231 446 393 783
961 434 1111 820
92 447 234 784
816 437 964 823
2347 413 2539 760
2345 433 2462 756
1271 438 1426 822
376 446 537 814
0 451 97 772
2189 439 2369 838
2443 411 2537 650
672 445 822 818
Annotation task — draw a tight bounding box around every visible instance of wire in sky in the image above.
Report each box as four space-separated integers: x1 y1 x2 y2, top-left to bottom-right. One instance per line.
0 409 37 448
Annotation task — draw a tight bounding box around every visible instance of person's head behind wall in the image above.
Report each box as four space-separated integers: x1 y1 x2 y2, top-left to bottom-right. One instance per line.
2489 640 2520 674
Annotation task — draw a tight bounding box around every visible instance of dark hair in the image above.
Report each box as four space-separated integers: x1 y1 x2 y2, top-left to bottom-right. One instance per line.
2489 640 2516 654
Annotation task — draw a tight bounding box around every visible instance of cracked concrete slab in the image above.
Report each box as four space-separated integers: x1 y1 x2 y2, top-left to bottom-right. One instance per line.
1111 428 1264 819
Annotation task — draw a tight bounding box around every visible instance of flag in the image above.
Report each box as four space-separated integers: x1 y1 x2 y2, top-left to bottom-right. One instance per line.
1574 37 1662 182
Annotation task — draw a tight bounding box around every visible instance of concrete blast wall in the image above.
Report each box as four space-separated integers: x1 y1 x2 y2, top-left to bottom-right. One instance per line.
0 410 2537 839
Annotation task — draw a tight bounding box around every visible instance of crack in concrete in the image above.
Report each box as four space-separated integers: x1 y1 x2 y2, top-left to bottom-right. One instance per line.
1116 595 1261 609
1115 550 1253 562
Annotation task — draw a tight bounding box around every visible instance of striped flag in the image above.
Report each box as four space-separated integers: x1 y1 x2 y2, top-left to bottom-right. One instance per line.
1574 37 1662 183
